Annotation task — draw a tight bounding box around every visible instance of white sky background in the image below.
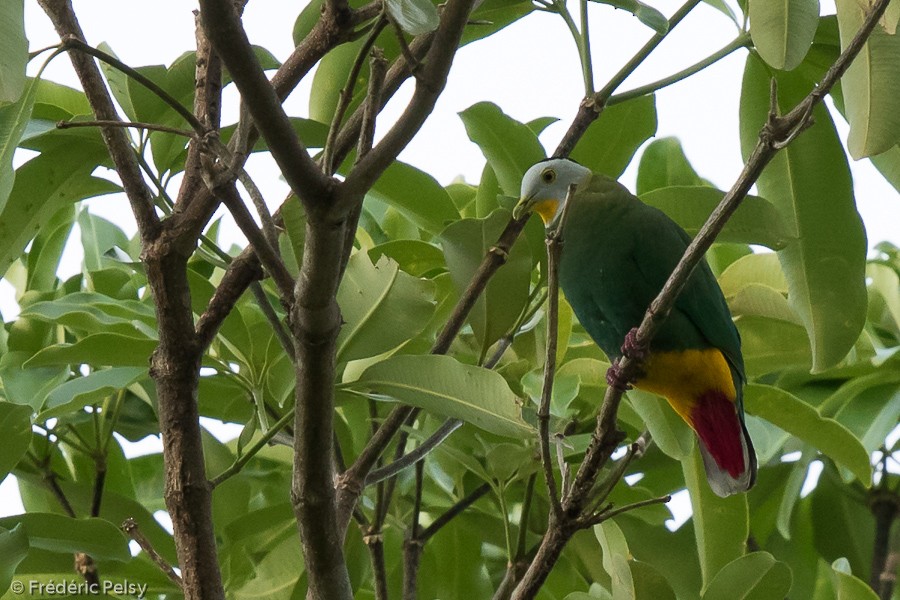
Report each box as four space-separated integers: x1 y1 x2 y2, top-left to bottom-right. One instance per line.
1 0 898 523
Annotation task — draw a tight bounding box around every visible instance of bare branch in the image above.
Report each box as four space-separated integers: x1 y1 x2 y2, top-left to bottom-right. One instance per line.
365 418 463 486
38 0 160 243
56 119 195 137
123 518 184 588
197 0 332 205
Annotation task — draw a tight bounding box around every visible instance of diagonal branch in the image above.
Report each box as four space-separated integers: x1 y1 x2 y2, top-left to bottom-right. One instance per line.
38 0 161 243
197 0 332 205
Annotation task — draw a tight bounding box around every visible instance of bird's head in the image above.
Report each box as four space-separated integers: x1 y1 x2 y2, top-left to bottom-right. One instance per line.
513 158 592 227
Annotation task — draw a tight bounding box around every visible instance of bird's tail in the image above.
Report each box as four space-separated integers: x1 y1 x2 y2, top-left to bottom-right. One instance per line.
689 389 757 497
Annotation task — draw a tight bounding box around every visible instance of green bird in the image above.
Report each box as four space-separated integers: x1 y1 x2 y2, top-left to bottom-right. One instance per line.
513 158 756 497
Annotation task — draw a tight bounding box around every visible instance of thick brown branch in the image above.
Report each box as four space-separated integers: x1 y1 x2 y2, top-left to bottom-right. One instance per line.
340 0 478 205
197 0 332 205
38 0 160 243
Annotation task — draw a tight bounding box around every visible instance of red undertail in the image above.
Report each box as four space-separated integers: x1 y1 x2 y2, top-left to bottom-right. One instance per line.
690 390 746 478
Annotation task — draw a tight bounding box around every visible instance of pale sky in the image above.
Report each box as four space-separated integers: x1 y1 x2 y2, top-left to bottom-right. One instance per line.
1 0 898 521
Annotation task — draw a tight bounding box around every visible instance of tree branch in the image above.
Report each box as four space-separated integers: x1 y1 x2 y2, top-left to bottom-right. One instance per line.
38 0 161 243
122 518 184 588
197 0 332 205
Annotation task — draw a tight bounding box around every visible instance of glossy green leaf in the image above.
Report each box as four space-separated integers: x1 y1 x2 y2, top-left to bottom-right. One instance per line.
25 333 158 368
336 252 435 363
0 75 38 211
352 354 534 437
571 94 657 178
744 384 871 484
21 292 156 336
740 55 867 372
387 0 440 35
835 0 900 158
750 0 818 71
636 137 705 195
826 371 900 454
701 552 792 600
595 0 669 34
0 147 119 279
728 283 799 324
368 240 446 277
640 186 793 250
735 315 812 375
0 0 26 104
461 0 535 45
366 160 460 235
440 209 531 355
0 351 68 411
38 367 146 420
0 513 130 561
627 389 693 460
0 525 28 595
594 520 636 599
867 262 900 331
870 144 900 193
830 558 879 600
25 204 76 292
683 444 749 586
719 252 788 296
459 102 546 196
0 402 32 482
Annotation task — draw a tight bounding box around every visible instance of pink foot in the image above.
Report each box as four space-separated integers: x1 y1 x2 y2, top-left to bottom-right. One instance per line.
606 359 632 391
621 328 648 361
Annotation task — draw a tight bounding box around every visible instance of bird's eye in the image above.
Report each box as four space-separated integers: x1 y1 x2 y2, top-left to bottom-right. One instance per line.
541 168 556 184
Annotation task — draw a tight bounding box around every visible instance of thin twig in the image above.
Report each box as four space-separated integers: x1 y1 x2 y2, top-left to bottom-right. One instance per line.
366 418 463 486
122 518 184 587
323 16 388 174
578 494 672 528
61 37 205 133
538 184 577 521
209 409 295 488
56 119 196 138
420 482 492 542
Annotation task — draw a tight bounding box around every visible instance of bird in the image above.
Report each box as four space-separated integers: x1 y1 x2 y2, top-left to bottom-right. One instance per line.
513 158 756 497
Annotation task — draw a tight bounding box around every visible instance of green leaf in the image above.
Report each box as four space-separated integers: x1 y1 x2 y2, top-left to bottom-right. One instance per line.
386 0 440 35
636 137 705 195
0 525 28 595
701 552 792 600
0 402 32 482
0 513 130 562
0 351 68 411
366 160 460 235
461 0 535 45
740 54 867 372
351 354 534 437
594 520 636 599
39 367 146 420
0 147 120 279
627 389 693 460
25 204 76 292
25 333 158 368
743 384 871 485
459 102 546 196
683 443 749 587
21 292 157 337
835 0 900 158
0 0 26 104
368 240 446 277
719 252 788 296
749 0 818 71
595 0 669 34
735 315 812 376
0 76 38 211
571 94 657 178
827 371 900 455
830 558 879 600
640 186 793 250
336 252 435 363
440 209 531 355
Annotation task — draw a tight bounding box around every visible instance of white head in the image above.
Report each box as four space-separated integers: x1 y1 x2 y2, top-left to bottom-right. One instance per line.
513 158 592 227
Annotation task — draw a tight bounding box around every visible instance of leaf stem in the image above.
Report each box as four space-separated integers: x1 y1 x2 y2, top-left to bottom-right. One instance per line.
209 408 295 488
608 32 751 105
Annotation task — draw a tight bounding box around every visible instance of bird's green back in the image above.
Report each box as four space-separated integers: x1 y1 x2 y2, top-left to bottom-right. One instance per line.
558 174 745 383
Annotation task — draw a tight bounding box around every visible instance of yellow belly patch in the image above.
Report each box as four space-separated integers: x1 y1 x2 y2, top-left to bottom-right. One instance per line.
634 348 736 423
